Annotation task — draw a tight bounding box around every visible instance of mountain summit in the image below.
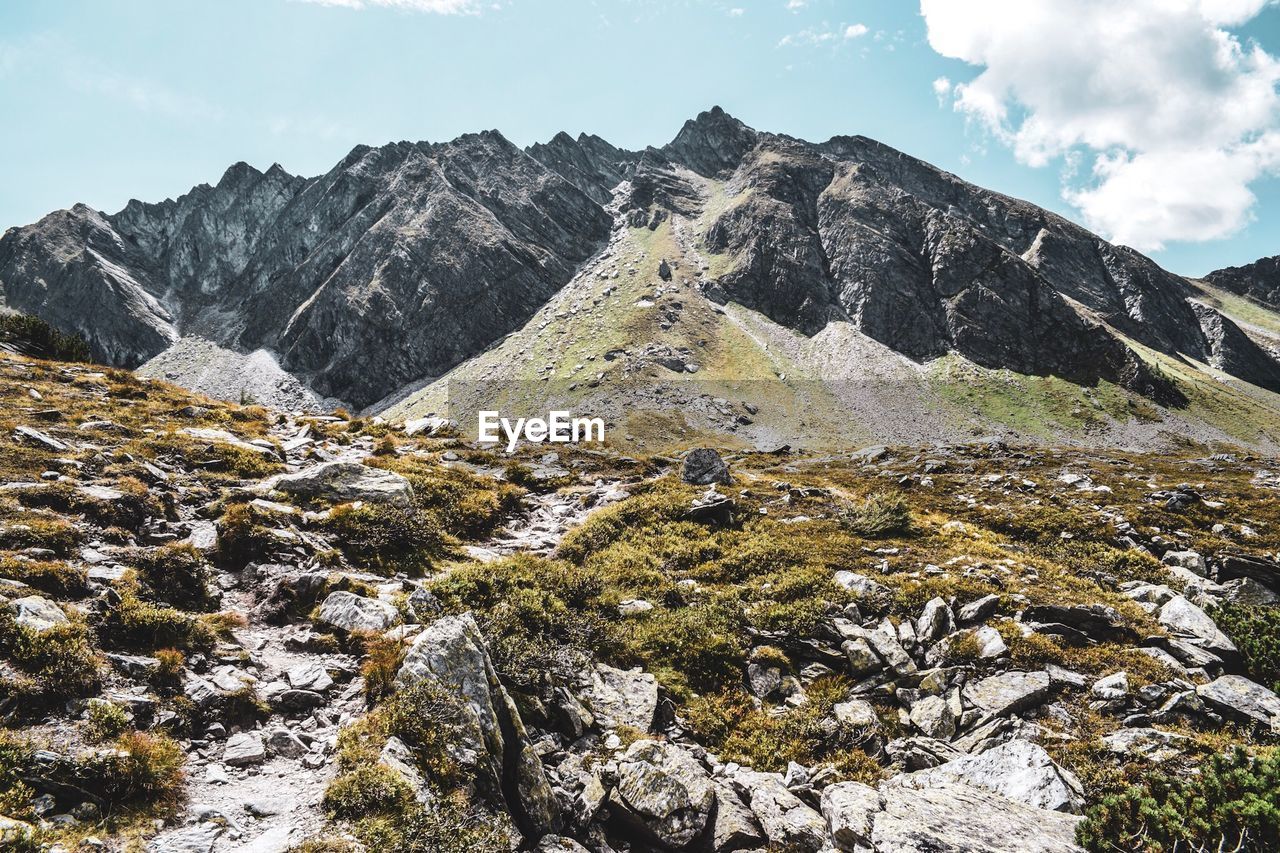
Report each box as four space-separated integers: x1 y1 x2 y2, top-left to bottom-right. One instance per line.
3 109 1280 447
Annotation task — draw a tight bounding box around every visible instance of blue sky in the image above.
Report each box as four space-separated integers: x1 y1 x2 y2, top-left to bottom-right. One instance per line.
1 0 1278 276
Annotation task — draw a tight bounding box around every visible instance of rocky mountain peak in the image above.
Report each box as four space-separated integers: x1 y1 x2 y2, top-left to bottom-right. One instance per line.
663 105 760 177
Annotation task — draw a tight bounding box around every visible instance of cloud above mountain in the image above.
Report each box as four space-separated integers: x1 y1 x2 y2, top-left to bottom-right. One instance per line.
922 0 1280 250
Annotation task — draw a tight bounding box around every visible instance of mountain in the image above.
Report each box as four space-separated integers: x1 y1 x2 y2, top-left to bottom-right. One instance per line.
1204 255 1280 310
5 107 1280 449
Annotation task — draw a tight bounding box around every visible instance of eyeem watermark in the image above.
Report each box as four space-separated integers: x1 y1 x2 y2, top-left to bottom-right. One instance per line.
477 410 605 452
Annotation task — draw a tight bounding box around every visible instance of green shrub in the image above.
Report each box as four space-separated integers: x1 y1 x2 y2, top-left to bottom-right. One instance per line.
0 314 92 362
323 765 412 820
94 586 215 653
325 503 442 576
84 700 130 743
0 557 88 598
1078 747 1280 852
835 491 912 538
0 516 82 555
685 677 883 783
216 503 279 568
121 543 213 610
350 795 512 853
81 731 186 811
0 614 100 698
1213 603 1280 693
13 478 158 530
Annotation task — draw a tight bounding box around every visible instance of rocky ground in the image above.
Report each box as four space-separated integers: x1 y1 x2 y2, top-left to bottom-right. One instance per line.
3 349 1280 852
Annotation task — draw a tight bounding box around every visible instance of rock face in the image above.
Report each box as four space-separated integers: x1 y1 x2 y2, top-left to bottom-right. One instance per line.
1205 255 1280 310
7 107 1280 414
0 136 610 407
1196 675 1280 731
396 612 558 838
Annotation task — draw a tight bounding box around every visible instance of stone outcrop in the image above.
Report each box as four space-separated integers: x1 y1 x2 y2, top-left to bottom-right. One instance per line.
396 612 559 838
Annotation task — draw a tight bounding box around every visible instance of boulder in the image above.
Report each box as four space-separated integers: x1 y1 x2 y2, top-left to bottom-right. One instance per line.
1092 672 1129 701
8 595 68 633
1101 727 1190 762
0 816 34 847
821 781 882 851
1158 595 1237 657
682 448 731 485
956 593 1000 624
14 425 68 452
257 461 414 508
378 736 430 803
834 698 880 729
285 661 334 693
582 663 658 731
264 727 308 759
733 769 826 852
833 572 890 599
396 612 558 837
841 637 884 676
916 597 955 642
535 837 591 853
1196 674 1280 731
1162 550 1207 576
963 671 1051 717
969 625 1008 659
611 739 715 848
223 732 266 767
1021 604 1136 644
909 694 957 740
710 776 765 851
315 591 401 633
902 739 1085 814
873 777 1083 852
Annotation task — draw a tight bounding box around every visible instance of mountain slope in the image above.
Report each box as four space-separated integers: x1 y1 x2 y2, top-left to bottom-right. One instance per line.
0 134 609 408
5 107 1280 449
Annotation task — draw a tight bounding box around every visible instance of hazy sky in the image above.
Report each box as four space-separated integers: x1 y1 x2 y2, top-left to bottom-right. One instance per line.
1 0 1278 276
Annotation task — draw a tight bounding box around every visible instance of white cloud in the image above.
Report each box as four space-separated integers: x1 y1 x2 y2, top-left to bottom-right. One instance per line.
291 0 484 12
921 0 1280 250
728 7 745 17
786 0 807 10
779 22 873 47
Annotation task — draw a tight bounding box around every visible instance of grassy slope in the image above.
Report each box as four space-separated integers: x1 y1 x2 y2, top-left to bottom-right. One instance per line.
385 177 1280 454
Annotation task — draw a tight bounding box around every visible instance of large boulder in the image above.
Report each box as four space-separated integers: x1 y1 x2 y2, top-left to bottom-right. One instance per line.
396 612 558 837
581 663 658 732
315 591 401 633
682 449 731 485
822 775 1083 852
900 739 1085 814
1022 604 1136 644
733 769 826 852
822 781 882 851
871 777 1083 852
610 739 716 847
1158 595 1237 657
256 461 414 508
963 671 1051 717
1196 674 1280 731
8 595 69 633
